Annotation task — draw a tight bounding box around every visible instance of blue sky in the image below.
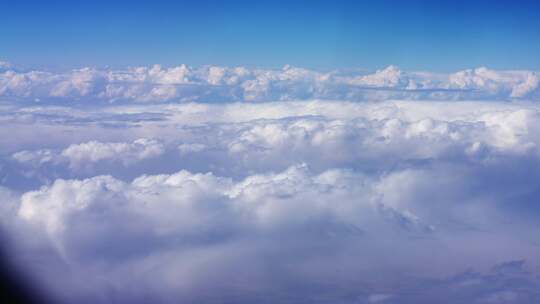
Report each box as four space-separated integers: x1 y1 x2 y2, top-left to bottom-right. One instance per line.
1 0 540 71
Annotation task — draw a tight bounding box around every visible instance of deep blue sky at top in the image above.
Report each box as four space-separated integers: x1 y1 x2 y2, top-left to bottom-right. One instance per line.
1 0 540 71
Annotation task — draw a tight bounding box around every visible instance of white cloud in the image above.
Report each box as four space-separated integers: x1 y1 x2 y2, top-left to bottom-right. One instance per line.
0 60 12 71
178 143 206 155
1 64 539 103
2 97 540 303
511 72 540 98
349 65 408 87
13 138 165 170
11 164 437 301
8 161 540 303
61 138 164 167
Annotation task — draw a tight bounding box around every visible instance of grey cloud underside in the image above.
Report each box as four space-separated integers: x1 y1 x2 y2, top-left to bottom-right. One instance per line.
2 99 540 303
1 64 540 103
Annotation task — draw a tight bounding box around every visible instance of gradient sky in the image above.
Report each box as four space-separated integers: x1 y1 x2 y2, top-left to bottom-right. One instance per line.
1 0 540 71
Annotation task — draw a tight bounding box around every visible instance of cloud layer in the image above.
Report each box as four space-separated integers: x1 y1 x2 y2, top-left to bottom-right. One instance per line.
1 63 539 103
1 76 540 302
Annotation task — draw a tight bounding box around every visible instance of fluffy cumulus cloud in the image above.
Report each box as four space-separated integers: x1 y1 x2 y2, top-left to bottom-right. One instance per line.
13 138 164 168
1 64 540 103
2 73 540 302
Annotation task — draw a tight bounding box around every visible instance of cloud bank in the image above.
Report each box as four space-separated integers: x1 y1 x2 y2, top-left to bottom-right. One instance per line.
1 67 540 303
1 63 539 103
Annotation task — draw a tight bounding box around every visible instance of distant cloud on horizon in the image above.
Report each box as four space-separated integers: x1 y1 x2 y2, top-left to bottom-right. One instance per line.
1 62 539 104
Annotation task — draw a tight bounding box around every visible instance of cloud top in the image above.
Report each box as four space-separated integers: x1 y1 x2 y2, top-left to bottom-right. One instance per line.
1 64 539 103
2 85 540 302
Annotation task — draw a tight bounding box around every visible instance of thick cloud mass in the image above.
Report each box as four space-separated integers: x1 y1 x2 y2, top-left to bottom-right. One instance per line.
2 67 540 303
1 64 539 103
